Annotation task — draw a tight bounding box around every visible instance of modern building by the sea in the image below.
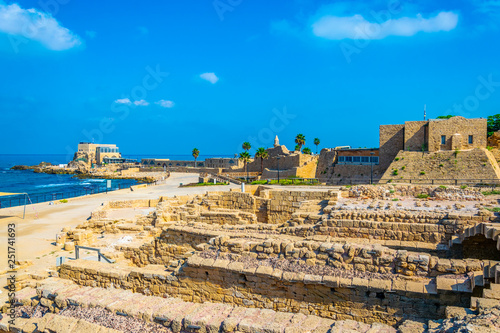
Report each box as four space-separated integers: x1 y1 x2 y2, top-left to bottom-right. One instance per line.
76 142 135 165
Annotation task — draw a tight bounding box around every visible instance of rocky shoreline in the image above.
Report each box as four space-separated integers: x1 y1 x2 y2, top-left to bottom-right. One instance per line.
10 163 157 184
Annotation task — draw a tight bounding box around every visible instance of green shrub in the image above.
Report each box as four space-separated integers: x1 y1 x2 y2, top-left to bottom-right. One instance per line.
251 180 268 185
487 146 494 151
416 193 430 199
59 199 68 203
439 185 447 189
439 164 444 167
401 166 406 170
392 198 399 201
345 185 352 188
482 190 500 195
392 169 398 176
420 171 426 175
395 157 400 161
389 190 395 193
460 185 468 189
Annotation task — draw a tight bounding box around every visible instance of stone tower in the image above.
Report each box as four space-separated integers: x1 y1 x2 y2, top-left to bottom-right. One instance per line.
274 135 280 147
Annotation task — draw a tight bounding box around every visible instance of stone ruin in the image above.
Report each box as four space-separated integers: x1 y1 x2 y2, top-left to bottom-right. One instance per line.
2 185 500 332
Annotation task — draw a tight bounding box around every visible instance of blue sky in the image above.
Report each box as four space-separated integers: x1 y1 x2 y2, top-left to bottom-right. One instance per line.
1 0 500 156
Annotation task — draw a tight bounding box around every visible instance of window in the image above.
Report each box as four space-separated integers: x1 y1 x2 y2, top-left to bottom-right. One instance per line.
441 135 446 145
353 156 361 163
345 156 353 162
469 135 473 144
370 156 379 164
361 156 369 163
338 156 345 162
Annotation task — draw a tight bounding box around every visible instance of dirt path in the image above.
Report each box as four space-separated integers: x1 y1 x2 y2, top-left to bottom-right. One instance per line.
0 173 237 271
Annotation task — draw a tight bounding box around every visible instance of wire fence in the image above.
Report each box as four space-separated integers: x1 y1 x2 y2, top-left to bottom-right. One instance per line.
0 183 132 209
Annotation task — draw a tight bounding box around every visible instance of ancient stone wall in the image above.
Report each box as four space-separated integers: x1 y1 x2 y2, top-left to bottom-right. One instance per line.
263 190 334 224
59 259 473 325
379 124 405 171
315 148 336 180
428 117 486 152
404 121 428 151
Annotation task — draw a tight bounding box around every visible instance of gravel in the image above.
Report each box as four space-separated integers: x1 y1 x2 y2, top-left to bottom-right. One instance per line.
198 250 398 280
14 305 171 333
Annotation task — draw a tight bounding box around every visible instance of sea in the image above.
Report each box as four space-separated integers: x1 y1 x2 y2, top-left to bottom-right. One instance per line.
0 154 232 208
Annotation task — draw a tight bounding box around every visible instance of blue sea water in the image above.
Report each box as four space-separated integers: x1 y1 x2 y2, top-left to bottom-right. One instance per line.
0 154 138 208
0 154 233 208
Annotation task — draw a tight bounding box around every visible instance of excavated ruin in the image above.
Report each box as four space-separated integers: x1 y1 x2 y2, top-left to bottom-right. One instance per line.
1 184 500 332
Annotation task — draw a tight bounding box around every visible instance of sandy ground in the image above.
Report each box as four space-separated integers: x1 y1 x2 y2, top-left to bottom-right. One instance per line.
0 173 238 282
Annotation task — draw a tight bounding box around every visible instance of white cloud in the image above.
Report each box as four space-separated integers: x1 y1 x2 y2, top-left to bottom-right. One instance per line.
114 98 149 106
312 11 459 40
114 98 131 104
200 72 219 84
133 100 149 106
0 3 82 50
155 100 175 108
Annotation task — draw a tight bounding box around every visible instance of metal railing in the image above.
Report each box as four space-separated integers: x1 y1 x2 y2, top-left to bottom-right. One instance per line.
378 179 500 186
75 245 114 263
252 177 320 185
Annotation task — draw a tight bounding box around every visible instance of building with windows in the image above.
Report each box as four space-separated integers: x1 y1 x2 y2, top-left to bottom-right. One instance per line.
317 116 492 184
74 143 123 165
141 159 204 168
336 148 379 165
379 116 486 170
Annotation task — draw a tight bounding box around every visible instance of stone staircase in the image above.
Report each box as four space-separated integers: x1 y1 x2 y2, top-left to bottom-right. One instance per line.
3 279 395 333
2 313 122 333
471 282 500 312
449 222 500 252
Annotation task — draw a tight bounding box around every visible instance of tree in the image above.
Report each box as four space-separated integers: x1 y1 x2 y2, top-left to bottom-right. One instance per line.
302 147 312 155
436 115 455 119
192 148 200 167
295 134 305 151
255 147 269 174
242 142 251 152
294 144 300 151
313 138 320 154
239 151 251 182
487 114 500 136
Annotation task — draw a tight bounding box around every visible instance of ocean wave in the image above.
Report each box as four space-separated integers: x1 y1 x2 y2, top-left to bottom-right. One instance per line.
35 183 76 188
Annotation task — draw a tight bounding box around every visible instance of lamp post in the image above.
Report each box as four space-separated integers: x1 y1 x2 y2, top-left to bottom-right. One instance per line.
246 161 249 183
370 152 375 185
277 156 281 184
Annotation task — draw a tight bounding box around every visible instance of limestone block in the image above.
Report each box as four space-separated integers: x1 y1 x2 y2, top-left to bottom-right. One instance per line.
64 242 75 251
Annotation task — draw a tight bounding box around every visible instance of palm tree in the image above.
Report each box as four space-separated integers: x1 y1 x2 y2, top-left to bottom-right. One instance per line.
302 147 312 155
294 144 300 152
239 151 251 182
242 142 251 152
295 134 305 151
192 148 200 167
314 138 320 154
255 147 269 174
